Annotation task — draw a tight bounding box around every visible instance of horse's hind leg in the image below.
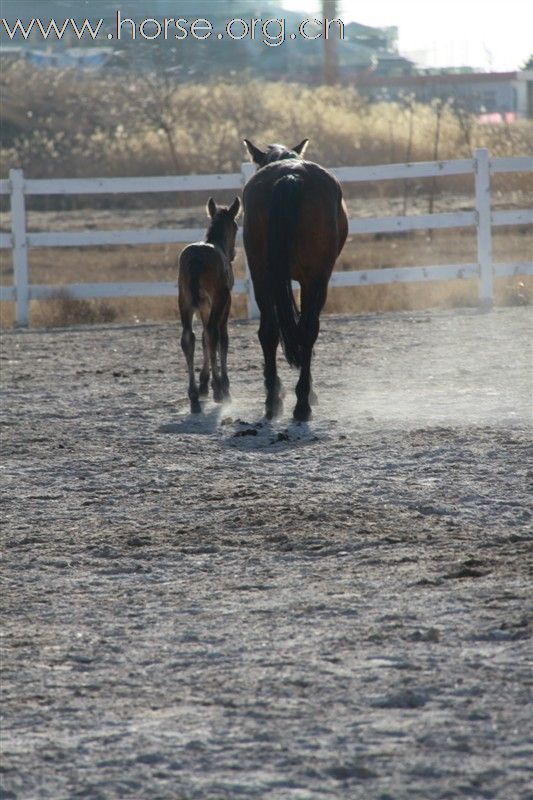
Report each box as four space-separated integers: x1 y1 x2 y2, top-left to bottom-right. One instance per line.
205 307 224 403
294 282 327 422
179 302 201 414
219 292 232 400
259 310 283 419
199 331 209 397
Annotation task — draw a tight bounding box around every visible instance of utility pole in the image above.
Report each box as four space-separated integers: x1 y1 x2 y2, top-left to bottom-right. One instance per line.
322 0 339 85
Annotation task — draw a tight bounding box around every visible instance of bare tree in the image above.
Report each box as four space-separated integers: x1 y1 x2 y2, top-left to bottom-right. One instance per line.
400 92 416 216
113 46 195 174
428 96 449 217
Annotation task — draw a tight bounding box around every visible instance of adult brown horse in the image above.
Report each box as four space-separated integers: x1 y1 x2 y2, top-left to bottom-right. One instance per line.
243 139 348 421
178 196 241 413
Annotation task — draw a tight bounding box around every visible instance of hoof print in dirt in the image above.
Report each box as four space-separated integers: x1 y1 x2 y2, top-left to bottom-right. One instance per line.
327 762 376 781
444 559 490 580
231 420 262 438
232 427 258 437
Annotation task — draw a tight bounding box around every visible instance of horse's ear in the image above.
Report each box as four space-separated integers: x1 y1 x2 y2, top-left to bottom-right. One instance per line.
228 196 241 219
244 139 266 166
206 197 217 219
292 138 309 157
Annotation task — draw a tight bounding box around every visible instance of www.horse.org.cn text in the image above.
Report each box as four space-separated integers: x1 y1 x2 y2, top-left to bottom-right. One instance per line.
0 13 346 47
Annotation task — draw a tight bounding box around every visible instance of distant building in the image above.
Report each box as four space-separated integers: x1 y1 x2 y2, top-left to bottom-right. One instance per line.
351 69 533 119
26 48 114 70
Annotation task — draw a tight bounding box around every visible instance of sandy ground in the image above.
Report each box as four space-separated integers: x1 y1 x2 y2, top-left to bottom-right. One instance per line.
1 307 532 800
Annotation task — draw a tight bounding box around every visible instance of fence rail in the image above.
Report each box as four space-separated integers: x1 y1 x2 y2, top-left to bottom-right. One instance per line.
0 148 531 326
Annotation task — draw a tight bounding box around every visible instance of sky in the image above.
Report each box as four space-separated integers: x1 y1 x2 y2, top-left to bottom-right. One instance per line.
282 0 532 72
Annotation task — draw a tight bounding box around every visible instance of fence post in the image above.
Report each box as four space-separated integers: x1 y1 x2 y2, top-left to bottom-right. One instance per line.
10 169 29 327
240 161 260 320
474 148 493 309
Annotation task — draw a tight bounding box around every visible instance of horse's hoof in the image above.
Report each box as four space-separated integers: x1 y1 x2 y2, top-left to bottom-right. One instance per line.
293 402 312 422
198 384 209 398
190 400 202 414
266 399 283 419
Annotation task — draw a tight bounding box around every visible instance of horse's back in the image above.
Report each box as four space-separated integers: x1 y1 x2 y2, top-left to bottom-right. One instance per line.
179 242 220 272
178 242 230 309
244 159 348 280
244 159 341 208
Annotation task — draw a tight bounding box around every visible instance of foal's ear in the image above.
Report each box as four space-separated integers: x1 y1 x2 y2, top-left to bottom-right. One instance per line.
206 197 217 219
244 138 267 166
292 138 309 157
228 196 241 219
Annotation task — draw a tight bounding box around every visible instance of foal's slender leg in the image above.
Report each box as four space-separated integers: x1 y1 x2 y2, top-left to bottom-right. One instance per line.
259 310 283 419
294 282 327 422
198 331 209 397
205 307 224 403
219 292 231 400
179 302 201 414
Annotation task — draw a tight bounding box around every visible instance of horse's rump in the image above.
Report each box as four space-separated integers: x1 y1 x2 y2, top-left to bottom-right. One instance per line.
179 244 224 311
245 160 345 368
266 173 304 367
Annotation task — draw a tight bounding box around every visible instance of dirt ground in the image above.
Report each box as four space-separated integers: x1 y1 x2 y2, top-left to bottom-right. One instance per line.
1 307 532 800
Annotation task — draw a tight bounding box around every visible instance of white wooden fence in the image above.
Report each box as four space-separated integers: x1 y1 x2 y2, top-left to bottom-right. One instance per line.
0 148 531 326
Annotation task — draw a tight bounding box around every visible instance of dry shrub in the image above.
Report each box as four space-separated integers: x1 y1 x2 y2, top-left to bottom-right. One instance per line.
31 290 118 328
498 278 531 307
2 64 532 193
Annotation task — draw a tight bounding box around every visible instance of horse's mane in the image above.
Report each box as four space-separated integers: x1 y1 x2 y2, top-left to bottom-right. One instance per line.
205 211 232 244
265 144 301 164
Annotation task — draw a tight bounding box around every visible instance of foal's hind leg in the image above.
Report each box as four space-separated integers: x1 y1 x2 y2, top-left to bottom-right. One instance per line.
294 282 327 422
198 331 209 397
179 303 201 414
219 292 232 400
204 306 224 403
259 310 283 419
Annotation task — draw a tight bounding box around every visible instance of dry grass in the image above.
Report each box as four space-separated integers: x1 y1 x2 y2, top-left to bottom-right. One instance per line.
2 66 532 189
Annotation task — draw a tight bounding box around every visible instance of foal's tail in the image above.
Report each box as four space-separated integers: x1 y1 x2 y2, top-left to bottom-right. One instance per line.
267 174 303 367
186 258 203 309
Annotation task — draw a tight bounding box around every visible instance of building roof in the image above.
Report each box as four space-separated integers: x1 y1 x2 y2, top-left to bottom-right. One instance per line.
353 71 520 88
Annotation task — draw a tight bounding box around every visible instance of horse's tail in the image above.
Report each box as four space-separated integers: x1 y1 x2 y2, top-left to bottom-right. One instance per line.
267 174 303 368
187 257 202 309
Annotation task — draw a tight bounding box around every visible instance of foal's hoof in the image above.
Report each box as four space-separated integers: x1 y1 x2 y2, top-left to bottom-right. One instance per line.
221 380 231 401
293 402 312 422
211 378 224 403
